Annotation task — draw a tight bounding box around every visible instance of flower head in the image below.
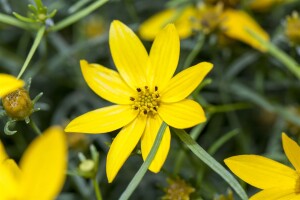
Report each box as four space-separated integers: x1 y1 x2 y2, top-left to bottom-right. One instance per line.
225 133 300 200
0 126 67 200
65 20 212 182
0 74 24 98
139 4 269 51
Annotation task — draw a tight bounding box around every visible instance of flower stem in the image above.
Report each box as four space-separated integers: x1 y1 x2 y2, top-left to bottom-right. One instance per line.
29 118 42 135
92 178 103 200
247 28 300 79
17 26 46 79
0 13 31 30
183 32 205 69
48 0 109 32
119 122 167 200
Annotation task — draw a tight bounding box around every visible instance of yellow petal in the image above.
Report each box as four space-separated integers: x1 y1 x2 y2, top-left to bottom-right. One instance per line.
250 188 298 200
282 133 300 172
65 105 137 134
0 140 8 162
148 24 180 91
19 126 67 200
158 99 206 129
249 0 283 11
161 62 213 103
141 115 170 173
139 7 197 40
3 159 21 180
0 163 18 200
221 10 269 51
109 20 148 89
80 60 135 104
106 116 147 182
0 74 24 98
224 155 298 190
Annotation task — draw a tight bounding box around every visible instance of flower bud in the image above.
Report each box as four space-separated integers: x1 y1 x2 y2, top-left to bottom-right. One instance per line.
162 177 195 200
2 88 33 120
78 159 97 179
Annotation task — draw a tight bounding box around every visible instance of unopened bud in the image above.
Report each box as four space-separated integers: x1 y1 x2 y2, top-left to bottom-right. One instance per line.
2 88 33 120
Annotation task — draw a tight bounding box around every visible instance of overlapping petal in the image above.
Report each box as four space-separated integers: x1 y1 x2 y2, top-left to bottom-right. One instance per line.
160 62 212 103
109 20 148 89
224 155 298 189
282 133 300 172
139 7 197 40
158 99 206 129
19 127 67 200
148 24 180 90
221 9 269 51
0 140 7 162
80 60 135 104
0 74 24 98
65 105 137 134
141 115 170 172
106 116 147 183
250 188 298 200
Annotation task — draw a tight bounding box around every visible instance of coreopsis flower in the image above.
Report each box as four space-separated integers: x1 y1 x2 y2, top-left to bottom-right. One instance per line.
225 133 300 200
65 20 212 182
0 126 67 200
248 0 284 11
285 11 300 45
0 74 24 98
139 3 269 51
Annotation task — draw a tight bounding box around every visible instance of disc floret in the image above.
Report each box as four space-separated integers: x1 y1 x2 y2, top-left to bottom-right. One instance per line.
130 86 160 115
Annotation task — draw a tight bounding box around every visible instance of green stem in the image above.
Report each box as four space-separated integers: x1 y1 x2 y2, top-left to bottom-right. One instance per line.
0 13 31 30
173 128 248 200
247 28 300 79
119 122 167 200
17 26 46 79
49 0 109 32
183 33 205 69
92 178 103 200
29 118 42 135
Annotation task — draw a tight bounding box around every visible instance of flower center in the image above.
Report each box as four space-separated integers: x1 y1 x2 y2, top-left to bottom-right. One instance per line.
130 86 160 116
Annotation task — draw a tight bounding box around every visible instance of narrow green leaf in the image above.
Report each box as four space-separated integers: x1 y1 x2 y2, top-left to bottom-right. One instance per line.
173 128 248 200
119 122 167 200
49 0 109 32
17 26 46 79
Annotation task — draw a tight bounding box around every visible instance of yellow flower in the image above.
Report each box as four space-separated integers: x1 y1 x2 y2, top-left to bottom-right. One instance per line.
0 74 24 98
65 20 212 183
0 127 67 200
248 0 284 11
139 4 269 51
224 133 300 200
285 11 300 45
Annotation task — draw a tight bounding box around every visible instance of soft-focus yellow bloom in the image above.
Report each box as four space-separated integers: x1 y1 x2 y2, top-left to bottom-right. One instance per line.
65 20 212 183
225 133 300 200
248 0 284 11
139 4 269 51
285 11 300 45
162 177 195 200
0 127 67 200
0 74 24 98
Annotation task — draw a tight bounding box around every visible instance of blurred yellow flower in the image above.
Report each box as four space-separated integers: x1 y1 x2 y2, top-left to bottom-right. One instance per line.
0 126 67 200
139 4 269 51
248 0 284 11
225 133 300 200
0 74 24 98
285 11 300 45
65 20 212 183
